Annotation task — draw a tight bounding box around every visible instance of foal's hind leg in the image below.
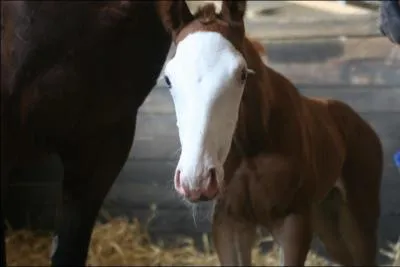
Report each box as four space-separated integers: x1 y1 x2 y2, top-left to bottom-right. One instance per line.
313 187 353 265
337 145 382 266
51 118 135 266
338 196 379 266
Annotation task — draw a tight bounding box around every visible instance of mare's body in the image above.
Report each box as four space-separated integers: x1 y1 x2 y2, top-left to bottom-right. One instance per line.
1 2 171 265
159 1 383 265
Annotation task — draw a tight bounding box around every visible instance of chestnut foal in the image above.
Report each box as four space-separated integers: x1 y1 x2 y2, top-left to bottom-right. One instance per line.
159 1 382 266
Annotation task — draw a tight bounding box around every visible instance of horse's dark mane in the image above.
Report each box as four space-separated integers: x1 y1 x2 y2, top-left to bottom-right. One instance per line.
194 3 221 24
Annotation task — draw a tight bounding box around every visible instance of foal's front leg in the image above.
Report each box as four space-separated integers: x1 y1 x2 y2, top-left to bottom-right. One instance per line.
271 208 313 266
212 200 257 266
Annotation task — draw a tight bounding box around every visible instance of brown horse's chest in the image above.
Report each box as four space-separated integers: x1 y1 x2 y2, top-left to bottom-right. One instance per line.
221 155 303 225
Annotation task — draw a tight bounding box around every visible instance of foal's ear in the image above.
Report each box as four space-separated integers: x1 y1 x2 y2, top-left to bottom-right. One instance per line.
157 0 194 39
220 1 247 23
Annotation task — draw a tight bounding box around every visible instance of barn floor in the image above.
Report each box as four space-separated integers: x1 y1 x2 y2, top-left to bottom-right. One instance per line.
5 1 400 266
5 217 400 266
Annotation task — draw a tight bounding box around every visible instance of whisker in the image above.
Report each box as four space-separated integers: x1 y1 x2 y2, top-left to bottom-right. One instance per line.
384 46 400 65
191 205 198 228
172 146 182 159
165 178 175 191
166 161 178 167
247 68 256 75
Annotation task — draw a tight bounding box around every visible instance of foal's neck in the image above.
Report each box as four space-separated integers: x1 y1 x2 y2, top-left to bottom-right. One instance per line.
235 37 308 157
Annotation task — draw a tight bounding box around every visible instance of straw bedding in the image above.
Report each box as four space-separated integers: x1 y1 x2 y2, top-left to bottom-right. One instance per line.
5 217 400 266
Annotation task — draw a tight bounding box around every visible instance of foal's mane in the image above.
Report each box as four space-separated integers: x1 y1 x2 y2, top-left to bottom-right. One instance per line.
234 34 318 183
193 3 221 24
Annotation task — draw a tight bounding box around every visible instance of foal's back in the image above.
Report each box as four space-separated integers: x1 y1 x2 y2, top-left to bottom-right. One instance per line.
249 41 383 202
301 95 383 203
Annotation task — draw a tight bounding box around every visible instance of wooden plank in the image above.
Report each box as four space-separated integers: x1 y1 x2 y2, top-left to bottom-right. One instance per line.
106 182 187 210
129 136 180 161
117 160 176 185
173 1 378 40
137 89 400 138
128 134 399 162
286 1 371 15
362 114 400 141
246 16 380 40
134 113 176 138
138 88 173 115
299 88 400 112
120 137 399 184
145 86 400 114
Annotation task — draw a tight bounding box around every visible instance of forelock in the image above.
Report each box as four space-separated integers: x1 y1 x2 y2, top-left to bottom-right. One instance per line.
193 3 222 25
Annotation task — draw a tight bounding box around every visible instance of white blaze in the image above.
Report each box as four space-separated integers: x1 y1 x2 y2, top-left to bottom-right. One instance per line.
164 31 248 190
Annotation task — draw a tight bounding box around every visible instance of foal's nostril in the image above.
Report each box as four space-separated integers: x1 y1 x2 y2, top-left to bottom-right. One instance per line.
209 167 216 181
207 167 218 189
175 169 181 188
198 195 211 202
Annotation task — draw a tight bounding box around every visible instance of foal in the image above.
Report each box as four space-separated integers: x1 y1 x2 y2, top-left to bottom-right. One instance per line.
159 1 382 266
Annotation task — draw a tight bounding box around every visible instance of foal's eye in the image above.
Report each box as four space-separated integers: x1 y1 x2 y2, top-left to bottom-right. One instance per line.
240 68 247 83
164 75 172 88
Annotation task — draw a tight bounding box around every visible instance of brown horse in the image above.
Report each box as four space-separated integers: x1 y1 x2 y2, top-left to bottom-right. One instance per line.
1 1 173 266
159 1 383 266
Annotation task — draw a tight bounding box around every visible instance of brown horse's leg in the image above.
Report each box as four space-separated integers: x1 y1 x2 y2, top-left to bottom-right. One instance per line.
327 102 382 266
51 117 135 266
337 177 380 265
1 165 9 267
270 207 313 266
338 198 378 266
313 187 353 265
212 201 257 266
0 204 5 267
338 138 382 266
330 202 379 266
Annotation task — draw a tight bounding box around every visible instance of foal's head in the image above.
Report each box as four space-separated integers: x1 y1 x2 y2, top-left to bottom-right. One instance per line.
159 1 251 202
